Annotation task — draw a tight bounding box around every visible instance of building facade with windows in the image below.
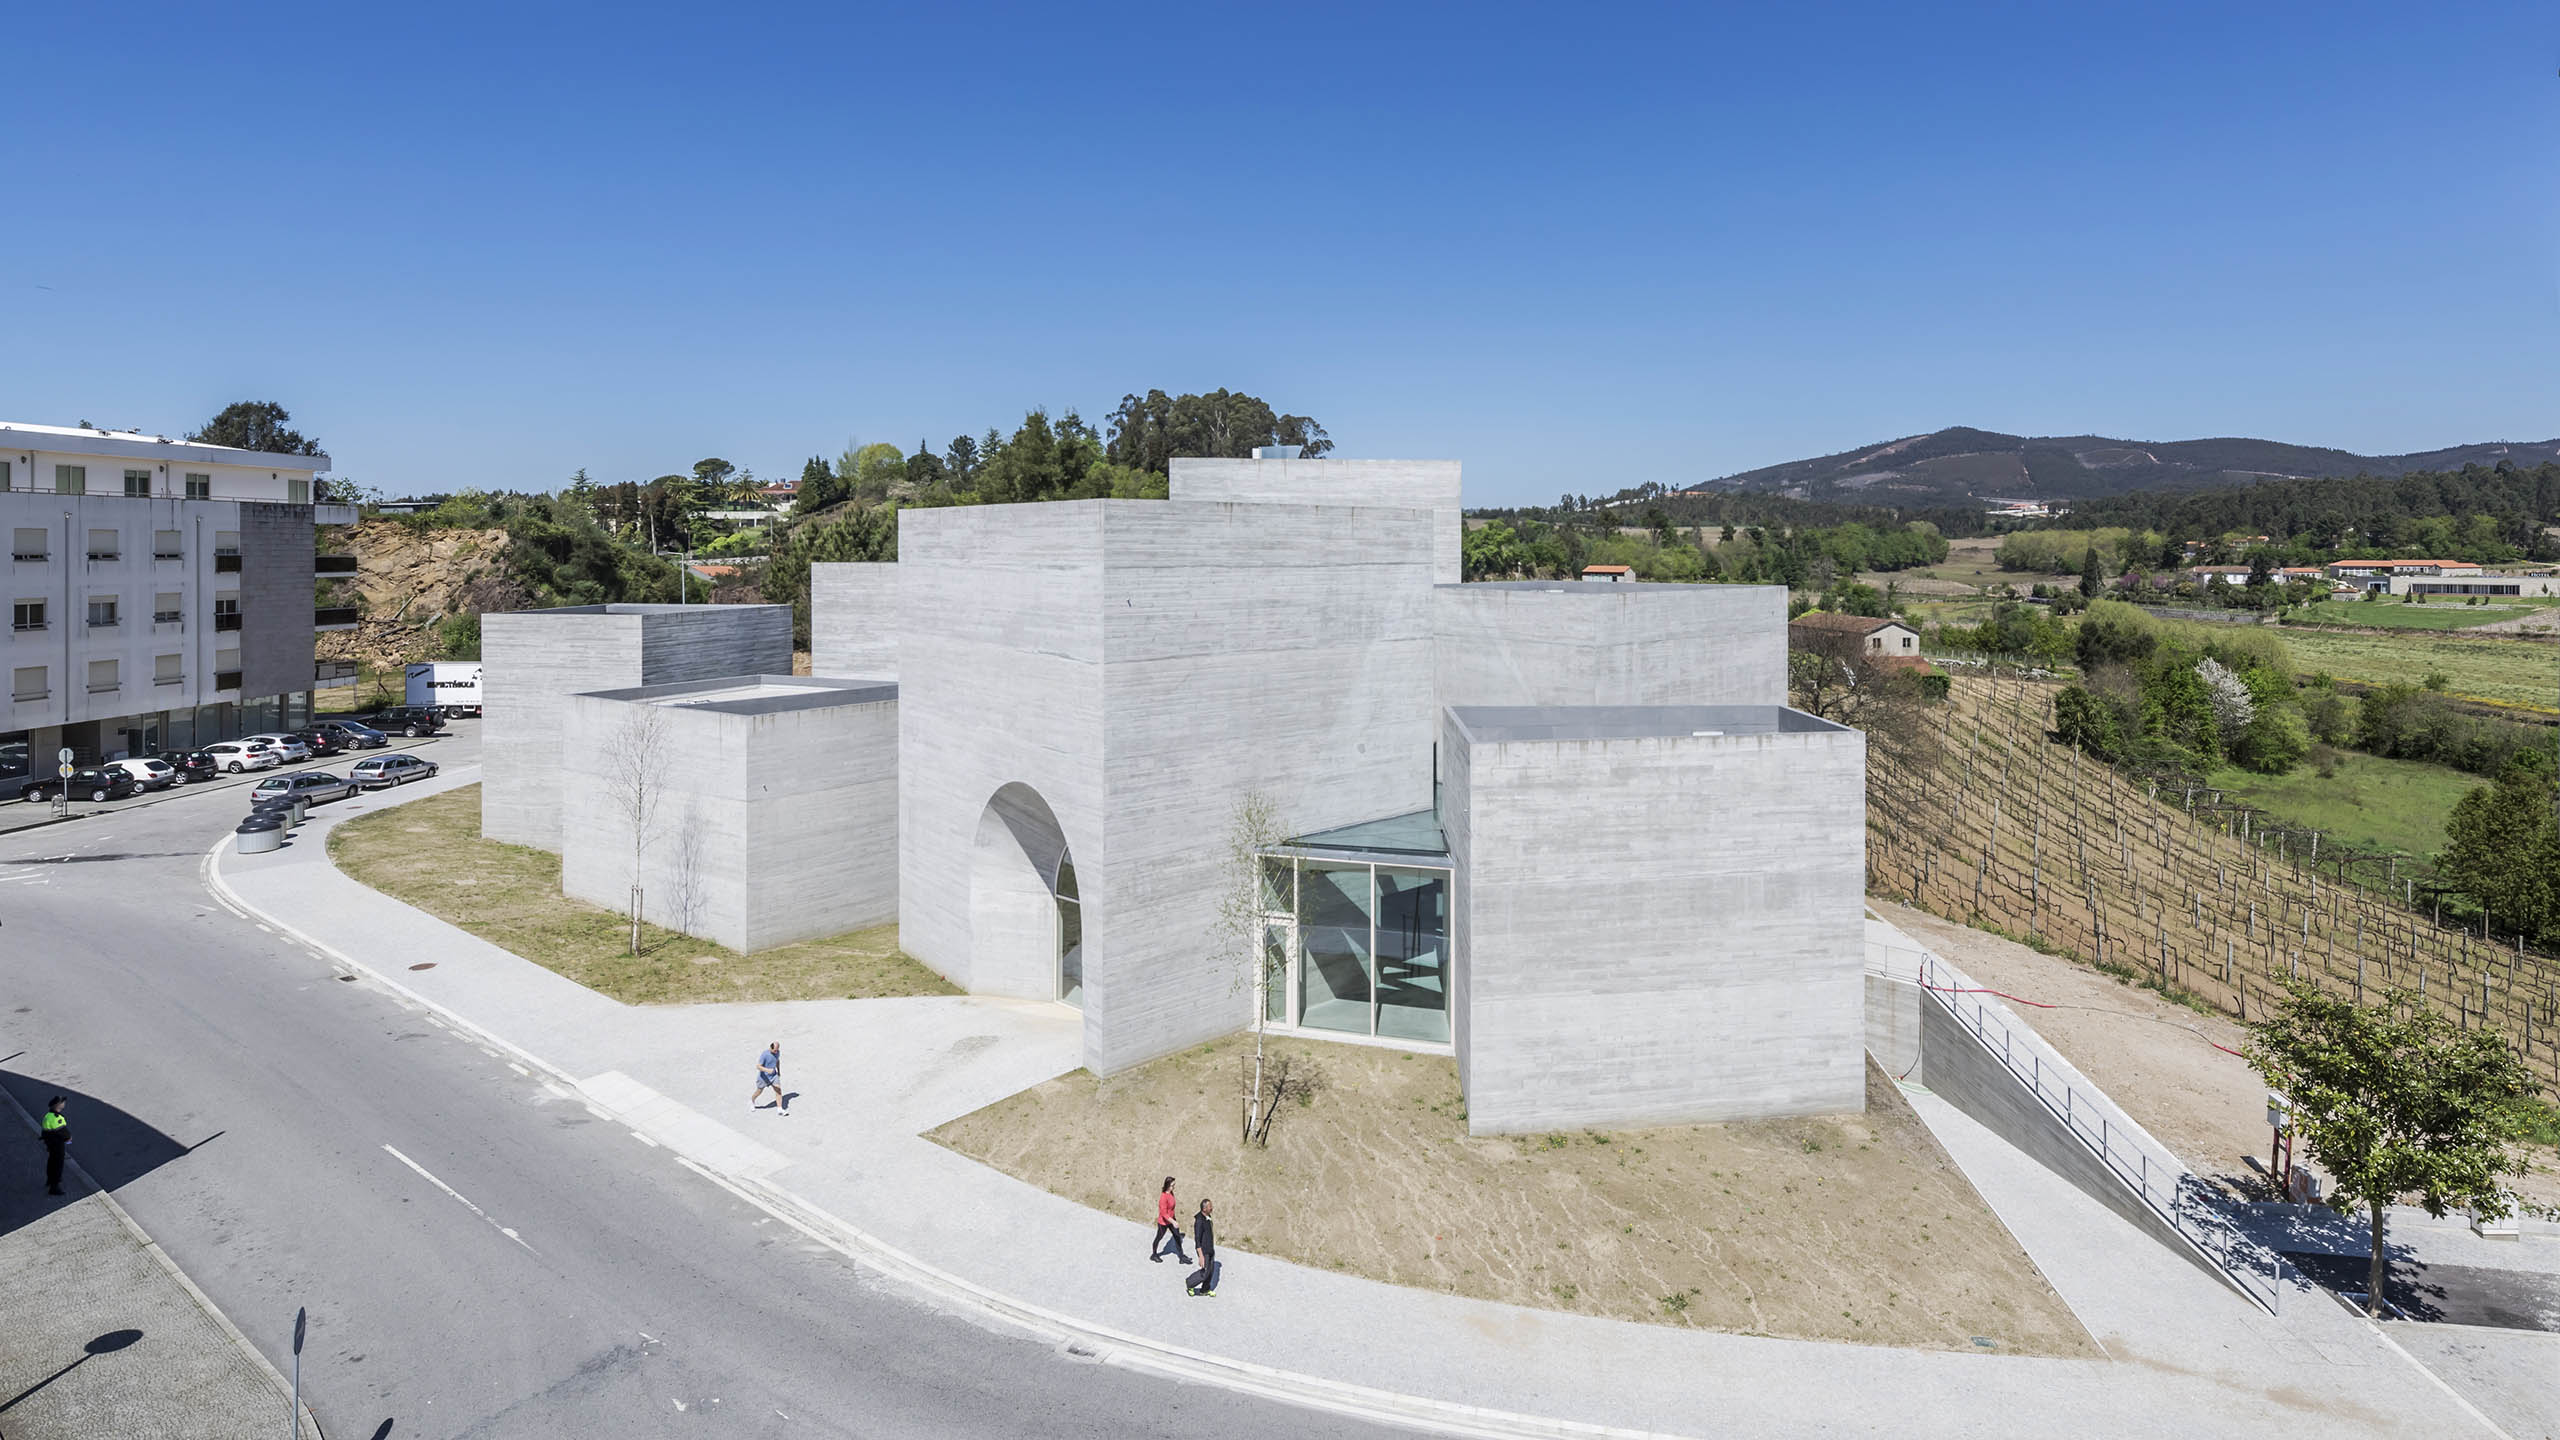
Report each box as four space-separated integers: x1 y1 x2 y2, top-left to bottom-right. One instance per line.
1 423 336 780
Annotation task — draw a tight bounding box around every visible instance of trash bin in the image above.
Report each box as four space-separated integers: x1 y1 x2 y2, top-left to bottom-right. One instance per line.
248 794 307 827
235 813 286 855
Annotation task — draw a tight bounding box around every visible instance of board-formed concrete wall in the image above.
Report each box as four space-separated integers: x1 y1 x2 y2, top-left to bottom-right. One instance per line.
481 604 792 850
897 497 1440 1073
560 677 898 952
1170 457 1462 585
237 502 316 702
1433 582 1787 710
1446 705 1867 1134
810 563 898 679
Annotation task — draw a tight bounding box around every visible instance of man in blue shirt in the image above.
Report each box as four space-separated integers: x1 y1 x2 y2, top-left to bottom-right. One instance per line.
751 1042 787 1114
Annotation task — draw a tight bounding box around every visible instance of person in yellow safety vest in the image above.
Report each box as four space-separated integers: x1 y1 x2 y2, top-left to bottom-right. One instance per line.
40 1096 69 1196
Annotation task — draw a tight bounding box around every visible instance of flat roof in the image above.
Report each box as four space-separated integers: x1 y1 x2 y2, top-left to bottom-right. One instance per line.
1285 809 1449 858
1449 704 1848 744
0 419 332 471
580 674 896 717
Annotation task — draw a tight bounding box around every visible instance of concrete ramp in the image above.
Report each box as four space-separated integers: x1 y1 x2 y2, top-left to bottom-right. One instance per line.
1864 918 2279 1311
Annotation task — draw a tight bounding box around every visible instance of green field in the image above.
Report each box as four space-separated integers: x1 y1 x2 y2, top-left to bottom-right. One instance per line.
2274 627 2558 714
2282 599 2557 632
2205 751 2481 864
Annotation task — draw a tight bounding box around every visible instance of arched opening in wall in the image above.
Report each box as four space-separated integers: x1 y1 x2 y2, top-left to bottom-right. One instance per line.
969 783 1082 1007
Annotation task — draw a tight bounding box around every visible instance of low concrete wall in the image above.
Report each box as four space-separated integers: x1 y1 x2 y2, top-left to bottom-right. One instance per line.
1864 972 1924 1083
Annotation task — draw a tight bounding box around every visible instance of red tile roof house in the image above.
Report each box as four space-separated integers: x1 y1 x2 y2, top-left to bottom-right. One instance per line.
1787 612 1921 656
1579 564 1634 582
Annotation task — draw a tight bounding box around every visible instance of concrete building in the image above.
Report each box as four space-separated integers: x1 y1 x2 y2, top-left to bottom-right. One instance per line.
523 455 1864 1133
3 422 341 778
1442 705 1866 1132
809 563 898 679
560 676 898 953
480 603 792 850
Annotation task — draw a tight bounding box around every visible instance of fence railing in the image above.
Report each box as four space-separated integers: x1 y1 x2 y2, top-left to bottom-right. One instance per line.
1867 931 2285 1312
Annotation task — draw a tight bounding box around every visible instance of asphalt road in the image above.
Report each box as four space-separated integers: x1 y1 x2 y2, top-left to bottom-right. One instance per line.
0 732 1401 1439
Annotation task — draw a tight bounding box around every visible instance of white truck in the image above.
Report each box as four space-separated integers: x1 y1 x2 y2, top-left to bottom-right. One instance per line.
405 661 484 716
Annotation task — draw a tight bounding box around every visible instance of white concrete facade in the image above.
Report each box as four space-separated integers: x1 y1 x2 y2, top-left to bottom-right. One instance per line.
481 603 792 850
809 563 899 678
1 422 329 506
1434 581 1786 710
560 677 899 953
1443 705 1867 1134
1169 457 1462 585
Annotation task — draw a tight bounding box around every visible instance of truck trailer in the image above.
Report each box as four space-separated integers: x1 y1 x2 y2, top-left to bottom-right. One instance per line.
405 661 485 716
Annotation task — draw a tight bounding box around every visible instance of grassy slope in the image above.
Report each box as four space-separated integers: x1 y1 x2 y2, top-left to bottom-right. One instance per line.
2277 628 2559 713
2204 751 2479 864
329 784 958 1005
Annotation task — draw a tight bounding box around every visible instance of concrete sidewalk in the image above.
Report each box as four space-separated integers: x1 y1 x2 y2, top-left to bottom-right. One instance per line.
0 1100 304 1438
211 768 2515 1440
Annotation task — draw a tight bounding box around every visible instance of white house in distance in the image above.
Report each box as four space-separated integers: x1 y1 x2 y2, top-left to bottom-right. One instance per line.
1787 611 1920 656
2 421 349 777
1580 564 1634 583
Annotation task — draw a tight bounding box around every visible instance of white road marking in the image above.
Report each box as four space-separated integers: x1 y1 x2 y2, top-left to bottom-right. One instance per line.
255 924 272 934
381 1144 537 1254
507 1063 530 1077
629 1131 660 1148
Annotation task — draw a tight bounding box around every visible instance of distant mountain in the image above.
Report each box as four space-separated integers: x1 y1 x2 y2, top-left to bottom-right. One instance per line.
1686 427 2560 507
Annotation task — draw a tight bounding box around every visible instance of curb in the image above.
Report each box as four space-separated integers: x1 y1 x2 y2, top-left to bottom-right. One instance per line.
200 793 1697 1440
0 1083 326 1439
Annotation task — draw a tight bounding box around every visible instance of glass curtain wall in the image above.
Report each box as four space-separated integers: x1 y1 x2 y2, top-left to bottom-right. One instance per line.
1261 855 1451 1046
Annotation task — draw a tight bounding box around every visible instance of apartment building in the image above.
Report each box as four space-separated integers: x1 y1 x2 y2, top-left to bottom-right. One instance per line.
2 422 348 778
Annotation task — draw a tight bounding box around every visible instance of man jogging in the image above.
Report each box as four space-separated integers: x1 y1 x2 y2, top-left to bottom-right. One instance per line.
751 1041 787 1114
1186 1197 1217 1296
39 1096 69 1196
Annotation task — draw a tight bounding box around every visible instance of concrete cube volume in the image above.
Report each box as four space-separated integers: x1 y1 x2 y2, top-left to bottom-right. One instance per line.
507 457 1867 1133
560 677 898 954
481 603 791 850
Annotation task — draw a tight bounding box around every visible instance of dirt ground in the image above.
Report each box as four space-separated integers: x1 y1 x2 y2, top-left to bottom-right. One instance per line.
930 1035 2096 1355
330 784 958 1005
1872 899 2560 1209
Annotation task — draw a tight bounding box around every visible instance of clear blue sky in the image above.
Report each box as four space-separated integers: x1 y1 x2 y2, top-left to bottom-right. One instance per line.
6 2 2556 506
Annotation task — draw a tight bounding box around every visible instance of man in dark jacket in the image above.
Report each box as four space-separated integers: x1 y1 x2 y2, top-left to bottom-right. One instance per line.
40 1096 70 1196
1186 1198 1217 1296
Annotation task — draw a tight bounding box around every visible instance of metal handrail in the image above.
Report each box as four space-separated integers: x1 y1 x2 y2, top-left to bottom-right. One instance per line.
1878 938 2283 1311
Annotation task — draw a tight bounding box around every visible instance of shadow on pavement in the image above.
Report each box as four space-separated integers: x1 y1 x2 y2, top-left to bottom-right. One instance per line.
0 1328 143 1414
0 1070 194 1241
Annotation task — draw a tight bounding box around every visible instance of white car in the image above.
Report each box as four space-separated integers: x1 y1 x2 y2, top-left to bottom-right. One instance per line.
203 741 282 774
244 732 312 763
109 757 178 792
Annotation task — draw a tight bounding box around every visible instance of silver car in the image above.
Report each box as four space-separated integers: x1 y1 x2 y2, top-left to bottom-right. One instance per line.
252 771 359 806
349 753 439 789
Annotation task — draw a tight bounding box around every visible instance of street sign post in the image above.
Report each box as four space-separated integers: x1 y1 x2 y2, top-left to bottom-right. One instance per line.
290 1306 305 1439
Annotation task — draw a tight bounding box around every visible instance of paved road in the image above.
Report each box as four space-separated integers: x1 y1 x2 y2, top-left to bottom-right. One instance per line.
0 733 1396 1439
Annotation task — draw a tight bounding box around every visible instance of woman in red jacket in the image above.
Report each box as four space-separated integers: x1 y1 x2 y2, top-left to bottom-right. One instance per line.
1149 1176 1191 1264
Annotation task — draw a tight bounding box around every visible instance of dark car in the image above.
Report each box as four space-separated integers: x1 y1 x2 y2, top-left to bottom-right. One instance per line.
18 767 140 804
158 750 221 783
315 720 389 749
361 706 447 737
349 753 440 789
251 771 361 807
293 728 349 758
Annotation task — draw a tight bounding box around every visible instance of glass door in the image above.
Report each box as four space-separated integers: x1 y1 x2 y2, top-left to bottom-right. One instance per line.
1260 919 1294 1024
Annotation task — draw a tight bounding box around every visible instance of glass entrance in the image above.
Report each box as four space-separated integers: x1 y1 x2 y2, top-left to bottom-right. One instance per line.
1054 849 1083 1008
1253 853 1452 1047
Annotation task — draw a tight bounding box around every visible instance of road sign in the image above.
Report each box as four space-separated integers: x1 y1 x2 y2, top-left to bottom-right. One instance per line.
57 747 73 764
58 763 72 778
290 1305 306 1439
293 1306 305 1355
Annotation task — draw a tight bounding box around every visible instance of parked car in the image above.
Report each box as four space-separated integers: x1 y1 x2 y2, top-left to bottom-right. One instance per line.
202 741 283 774
360 706 447 737
251 771 359 807
19 767 140 803
315 720 389 749
108 757 178 792
157 750 221 783
292 728 349 758
349 753 440 789
245 732 313 763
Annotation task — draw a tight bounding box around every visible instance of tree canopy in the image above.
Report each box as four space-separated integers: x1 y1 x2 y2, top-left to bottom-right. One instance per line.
1104 389 1331 473
188 400 323 456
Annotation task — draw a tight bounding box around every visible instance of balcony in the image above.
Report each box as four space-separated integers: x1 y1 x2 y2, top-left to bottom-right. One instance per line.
314 606 362 631
214 553 243 573
314 502 359 525
13 549 47 562
316 659 360 688
155 674 185 687
86 550 119 563
214 613 244 633
214 670 242 691
315 554 358 576
153 611 183 626
86 681 120 694
154 549 184 561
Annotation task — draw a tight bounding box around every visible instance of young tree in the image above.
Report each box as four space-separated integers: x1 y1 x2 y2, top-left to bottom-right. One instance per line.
2079 542 2103 598
601 705 673 954
1215 792 1289 1144
795 454 847 513
2246 982 2541 1316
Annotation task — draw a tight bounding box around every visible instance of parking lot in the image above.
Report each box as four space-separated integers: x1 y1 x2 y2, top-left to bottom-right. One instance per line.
0 724 471 838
